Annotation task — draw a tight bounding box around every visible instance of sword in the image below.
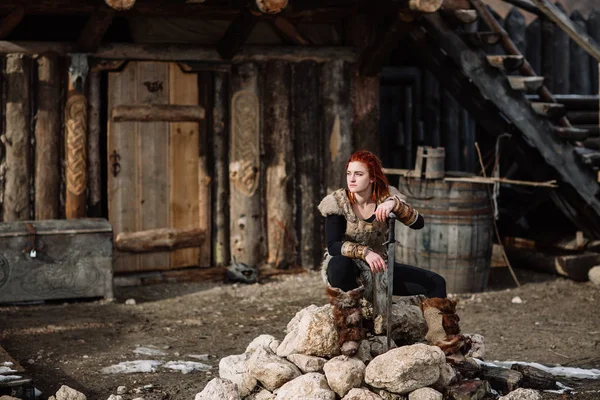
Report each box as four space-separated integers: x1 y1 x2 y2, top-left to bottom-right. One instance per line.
383 212 397 352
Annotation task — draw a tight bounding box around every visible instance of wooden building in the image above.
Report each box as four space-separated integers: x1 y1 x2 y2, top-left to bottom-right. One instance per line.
0 0 598 282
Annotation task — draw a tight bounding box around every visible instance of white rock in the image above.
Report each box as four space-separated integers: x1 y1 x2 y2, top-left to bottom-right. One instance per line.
276 305 339 358
107 396 122 400
246 335 277 353
48 397 56 400
365 344 445 394
275 373 336 400
589 266 600 285
0 396 23 400
342 388 383 400
498 388 542 400
269 340 281 354
511 296 523 304
55 385 87 400
125 298 136 305
463 333 485 359
247 346 301 391
131 398 144 400
431 363 456 391
116 386 127 395
246 389 275 400
323 356 365 397
408 387 442 400
286 354 326 373
219 353 257 397
194 378 240 400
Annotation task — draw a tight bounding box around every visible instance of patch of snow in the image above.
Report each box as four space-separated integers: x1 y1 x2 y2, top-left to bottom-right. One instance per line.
0 375 22 382
0 366 18 374
101 360 163 374
478 360 600 379
162 361 212 374
187 354 210 361
133 346 167 357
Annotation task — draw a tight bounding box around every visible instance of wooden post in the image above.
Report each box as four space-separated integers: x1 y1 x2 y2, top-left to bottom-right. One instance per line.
65 54 88 219
293 61 322 270
34 53 61 220
505 7 526 54
423 70 441 147
321 60 353 194
4 54 31 221
553 2 570 94
212 72 230 267
441 89 460 171
590 10 600 95
541 16 555 92
570 11 592 95
229 63 264 267
526 17 542 75
87 68 102 217
264 61 296 269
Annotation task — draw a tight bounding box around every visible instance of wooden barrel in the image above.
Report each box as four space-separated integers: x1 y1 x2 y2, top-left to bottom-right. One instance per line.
395 176 494 293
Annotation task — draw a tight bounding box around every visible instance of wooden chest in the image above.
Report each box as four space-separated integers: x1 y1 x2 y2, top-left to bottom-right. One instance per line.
0 219 113 303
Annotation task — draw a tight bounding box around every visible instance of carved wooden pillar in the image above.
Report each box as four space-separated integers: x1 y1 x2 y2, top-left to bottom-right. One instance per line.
229 63 265 267
65 54 88 219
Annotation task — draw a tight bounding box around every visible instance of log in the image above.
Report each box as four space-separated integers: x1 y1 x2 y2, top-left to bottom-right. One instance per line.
65 55 88 219
481 6 506 55
217 9 258 60
569 11 592 95
526 94 600 110
264 61 296 269
553 126 590 141
575 124 600 136
589 9 600 95
407 0 443 12
77 8 115 52
583 137 600 149
294 61 322 270
504 7 526 55
34 53 61 220
441 89 460 170
461 31 502 47
423 70 441 146
441 0 471 9
87 68 102 217
4 54 32 222
322 60 353 193
229 63 265 267
115 227 205 253
542 16 555 92
271 16 311 45
211 72 230 267
446 381 491 400
112 104 205 122
555 252 600 281
104 0 135 11
526 17 542 75
565 111 598 125
486 55 524 72
498 0 541 16
482 366 523 395
256 0 288 14
511 364 558 390
196 71 212 268
0 7 24 39
442 9 478 25
552 2 571 94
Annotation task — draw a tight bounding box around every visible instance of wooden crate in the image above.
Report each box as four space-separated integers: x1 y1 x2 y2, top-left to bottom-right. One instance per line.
0 219 113 303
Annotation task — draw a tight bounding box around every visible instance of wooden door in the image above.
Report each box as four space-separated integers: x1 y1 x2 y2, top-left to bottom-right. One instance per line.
108 61 210 273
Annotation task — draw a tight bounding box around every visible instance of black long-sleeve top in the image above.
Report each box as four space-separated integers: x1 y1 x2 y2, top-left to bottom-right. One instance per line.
325 213 424 256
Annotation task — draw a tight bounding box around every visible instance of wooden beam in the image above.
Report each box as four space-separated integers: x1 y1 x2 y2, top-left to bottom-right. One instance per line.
531 102 566 118
507 76 545 92
499 0 542 16
217 8 258 60
104 0 135 11
77 8 115 53
486 55 524 72
271 16 311 45
529 0 600 63
360 18 416 76
0 42 359 62
115 227 206 253
112 104 206 122
440 0 471 10
0 7 24 39
256 0 288 14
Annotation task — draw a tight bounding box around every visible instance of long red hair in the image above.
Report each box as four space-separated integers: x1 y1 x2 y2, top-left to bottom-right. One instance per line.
346 150 390 203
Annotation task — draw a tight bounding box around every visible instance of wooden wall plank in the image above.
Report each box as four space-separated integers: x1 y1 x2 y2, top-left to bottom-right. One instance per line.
197 71 212 268
34 54 61 220
137 61 170 270
169 63 201 268
108 62 139 272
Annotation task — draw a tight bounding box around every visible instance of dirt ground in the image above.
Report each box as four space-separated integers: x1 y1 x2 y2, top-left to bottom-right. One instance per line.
0 266 599 400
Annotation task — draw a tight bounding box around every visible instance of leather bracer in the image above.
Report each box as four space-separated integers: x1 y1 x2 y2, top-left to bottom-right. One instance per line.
341 241 371 260
388 196 419 226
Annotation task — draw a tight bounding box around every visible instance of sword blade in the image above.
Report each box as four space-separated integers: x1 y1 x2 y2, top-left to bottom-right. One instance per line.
386 213 396 352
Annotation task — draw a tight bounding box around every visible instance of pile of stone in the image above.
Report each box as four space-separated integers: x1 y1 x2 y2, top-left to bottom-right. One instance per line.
195 297 555 399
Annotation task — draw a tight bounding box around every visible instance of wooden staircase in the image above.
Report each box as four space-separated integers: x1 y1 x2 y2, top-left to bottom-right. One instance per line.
409 1 600 236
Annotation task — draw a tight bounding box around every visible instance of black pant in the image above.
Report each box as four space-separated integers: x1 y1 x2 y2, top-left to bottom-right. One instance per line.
326 255 447 298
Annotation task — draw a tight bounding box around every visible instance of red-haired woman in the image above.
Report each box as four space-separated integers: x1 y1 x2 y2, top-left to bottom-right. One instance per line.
318 150 464 357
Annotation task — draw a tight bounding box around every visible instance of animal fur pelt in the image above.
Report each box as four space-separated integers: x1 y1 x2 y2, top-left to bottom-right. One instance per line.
421 298 471 358
326 285 366 356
